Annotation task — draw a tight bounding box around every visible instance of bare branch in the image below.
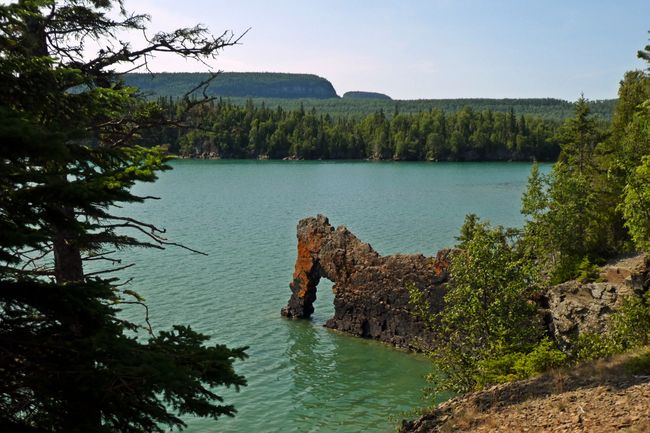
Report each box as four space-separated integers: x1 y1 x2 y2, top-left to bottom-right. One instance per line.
103 215 166 234
111 277 133 288
117 300 153 335
84 263 135 277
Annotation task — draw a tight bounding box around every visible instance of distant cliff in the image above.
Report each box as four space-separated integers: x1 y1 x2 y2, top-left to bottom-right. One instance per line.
124 72 338 99
122 72 616 120
342 91 392 100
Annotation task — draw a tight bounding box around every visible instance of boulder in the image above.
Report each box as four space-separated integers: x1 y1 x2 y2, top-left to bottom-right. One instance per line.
543 254 649 345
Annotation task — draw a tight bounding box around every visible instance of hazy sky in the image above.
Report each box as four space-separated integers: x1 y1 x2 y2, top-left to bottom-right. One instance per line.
125 0 650 100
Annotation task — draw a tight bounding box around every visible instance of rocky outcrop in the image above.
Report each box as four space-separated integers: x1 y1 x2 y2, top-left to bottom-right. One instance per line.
281 215 451 350
281 216 649 351
543 254 649 345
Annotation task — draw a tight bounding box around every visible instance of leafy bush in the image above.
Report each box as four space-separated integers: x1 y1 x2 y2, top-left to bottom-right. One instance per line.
572 291 650 362
549 255 583 285
621 142 650 252
576 257 604 283
573 332 620 362
514 338 570 375
611 290 650 348
476 338 568 386
410 216 545 393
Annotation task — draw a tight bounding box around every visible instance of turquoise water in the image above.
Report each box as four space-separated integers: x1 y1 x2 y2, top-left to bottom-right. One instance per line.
116 160 544 432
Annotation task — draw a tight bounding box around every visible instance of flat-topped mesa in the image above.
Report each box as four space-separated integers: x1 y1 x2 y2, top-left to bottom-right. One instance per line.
281 215 451 349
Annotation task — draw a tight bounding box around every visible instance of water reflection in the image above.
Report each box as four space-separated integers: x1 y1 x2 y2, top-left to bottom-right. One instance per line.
284 318 430 432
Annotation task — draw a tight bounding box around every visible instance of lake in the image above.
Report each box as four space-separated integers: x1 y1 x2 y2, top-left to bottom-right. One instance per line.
117 160 544 432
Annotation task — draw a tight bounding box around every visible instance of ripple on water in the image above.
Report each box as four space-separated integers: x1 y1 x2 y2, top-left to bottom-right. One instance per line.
105 160 548 432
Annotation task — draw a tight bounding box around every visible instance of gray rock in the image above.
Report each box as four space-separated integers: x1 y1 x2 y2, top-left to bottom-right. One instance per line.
543 254 649 345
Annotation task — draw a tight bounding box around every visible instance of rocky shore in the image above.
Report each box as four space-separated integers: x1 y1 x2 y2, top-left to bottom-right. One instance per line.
281 216 650 431
281 215 649 350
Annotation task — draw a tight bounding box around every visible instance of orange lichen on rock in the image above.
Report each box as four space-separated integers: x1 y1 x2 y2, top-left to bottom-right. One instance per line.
433 249 453 281
291 238 319 299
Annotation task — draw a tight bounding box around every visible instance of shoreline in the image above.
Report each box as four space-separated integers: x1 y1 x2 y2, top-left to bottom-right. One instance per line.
172 154 553 163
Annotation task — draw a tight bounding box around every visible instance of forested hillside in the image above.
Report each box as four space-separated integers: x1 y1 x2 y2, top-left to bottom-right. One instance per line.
124 72 338 99
123 72 616 120
224 97 616 120
140 98 573 161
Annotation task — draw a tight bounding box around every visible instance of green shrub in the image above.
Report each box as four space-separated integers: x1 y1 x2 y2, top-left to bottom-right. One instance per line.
573 332 620 361
568 291 650 362
475 339 568 386
514 338 569 374
410 216 545 394
475 352 521 385
611 290 650 348
621 154 650 251
576 257 603 283
549 255 582 284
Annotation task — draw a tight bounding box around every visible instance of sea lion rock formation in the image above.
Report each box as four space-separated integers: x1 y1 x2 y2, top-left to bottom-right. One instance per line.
281 215 451 349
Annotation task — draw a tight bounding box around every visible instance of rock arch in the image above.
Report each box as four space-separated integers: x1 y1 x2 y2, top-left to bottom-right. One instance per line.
281 215 452 349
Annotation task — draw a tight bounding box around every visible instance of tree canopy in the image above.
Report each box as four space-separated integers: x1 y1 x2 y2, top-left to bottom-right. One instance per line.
410 35 650 396
0 1 247 432
521 48 650 282
147 97 564 161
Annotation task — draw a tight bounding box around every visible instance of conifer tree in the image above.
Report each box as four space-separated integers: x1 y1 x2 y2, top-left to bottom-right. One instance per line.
0 1 247 432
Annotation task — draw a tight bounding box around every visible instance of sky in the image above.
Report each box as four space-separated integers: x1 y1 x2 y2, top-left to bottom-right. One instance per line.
123 0 650 100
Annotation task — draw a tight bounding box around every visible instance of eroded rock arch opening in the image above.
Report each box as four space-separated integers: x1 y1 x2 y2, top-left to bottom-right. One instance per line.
281 216 650 351
281 215 452 350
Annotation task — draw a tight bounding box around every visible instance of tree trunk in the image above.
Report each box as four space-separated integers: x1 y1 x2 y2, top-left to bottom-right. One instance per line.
53 206 103 432
53 207 83 283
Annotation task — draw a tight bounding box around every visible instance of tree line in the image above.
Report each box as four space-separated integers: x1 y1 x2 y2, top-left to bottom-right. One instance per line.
142 98 575 161
214 97 617 120
411 52 650 396
126 72 617 120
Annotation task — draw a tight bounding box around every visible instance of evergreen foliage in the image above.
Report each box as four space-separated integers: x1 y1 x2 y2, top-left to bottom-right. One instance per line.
219 97 616 121
0 1 247 432
151 98 563 161
522 50 650 282
621 152 650 251
521 97 610 282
